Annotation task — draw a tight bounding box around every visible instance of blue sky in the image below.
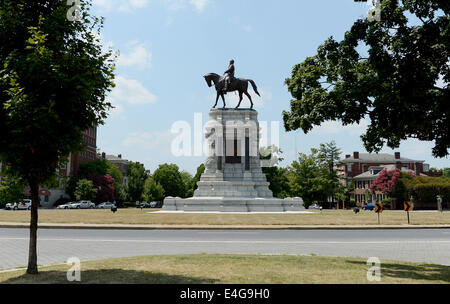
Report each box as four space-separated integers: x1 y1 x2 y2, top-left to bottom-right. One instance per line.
92 0 449 174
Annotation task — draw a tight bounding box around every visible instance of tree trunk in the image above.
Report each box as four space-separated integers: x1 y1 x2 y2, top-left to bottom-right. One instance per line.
26 180 39 274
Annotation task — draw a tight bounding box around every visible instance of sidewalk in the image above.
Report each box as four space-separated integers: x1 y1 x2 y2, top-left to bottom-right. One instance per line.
1 222 450 230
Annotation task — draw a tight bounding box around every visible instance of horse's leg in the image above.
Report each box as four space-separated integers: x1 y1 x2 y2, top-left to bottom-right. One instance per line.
213 92 219 108
235 91 243 109
244 91 254 109
221 93 226 109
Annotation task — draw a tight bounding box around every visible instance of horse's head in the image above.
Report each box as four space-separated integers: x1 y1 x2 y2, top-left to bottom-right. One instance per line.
204 74 213 87
204 73 220 87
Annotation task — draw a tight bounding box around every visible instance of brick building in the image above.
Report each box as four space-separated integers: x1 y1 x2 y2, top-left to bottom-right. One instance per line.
102 153 130 185
38 127 98 207
337 151 428 187
352 165 429 209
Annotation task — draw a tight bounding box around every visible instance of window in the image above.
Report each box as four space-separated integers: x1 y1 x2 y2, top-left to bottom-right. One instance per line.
347 164 353 172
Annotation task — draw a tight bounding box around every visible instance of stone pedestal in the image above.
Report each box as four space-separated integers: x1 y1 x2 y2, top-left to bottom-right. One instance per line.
163 108 304 212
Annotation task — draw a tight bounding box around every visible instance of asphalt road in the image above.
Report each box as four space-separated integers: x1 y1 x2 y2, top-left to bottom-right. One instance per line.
0 228 449 270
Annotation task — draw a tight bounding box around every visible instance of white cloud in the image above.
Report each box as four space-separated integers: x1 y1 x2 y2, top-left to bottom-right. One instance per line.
189 0 210 12
117 41 152 69
311 119 369 136
122 130 175 150
106 76 156 119
165 0 187 11
164 0 210 12
94 0 149 12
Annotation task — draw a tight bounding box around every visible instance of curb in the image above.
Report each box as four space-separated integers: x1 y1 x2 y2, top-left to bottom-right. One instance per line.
1 223 450 230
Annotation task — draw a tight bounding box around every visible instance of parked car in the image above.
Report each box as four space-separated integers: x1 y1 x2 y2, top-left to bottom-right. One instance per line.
6 199 32 210
96 202 116 209
54 197 71 208
308 203 320 210
57 203 73 209
69 201 95 209
137 202 151 209
363 203 375 211
149 201 163 208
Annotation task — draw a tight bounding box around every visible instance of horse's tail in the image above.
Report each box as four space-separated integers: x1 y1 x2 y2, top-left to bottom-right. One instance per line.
248 79 260 97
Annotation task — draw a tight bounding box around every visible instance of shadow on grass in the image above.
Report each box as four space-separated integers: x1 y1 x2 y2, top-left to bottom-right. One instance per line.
1 269 218 284
347 260 450 283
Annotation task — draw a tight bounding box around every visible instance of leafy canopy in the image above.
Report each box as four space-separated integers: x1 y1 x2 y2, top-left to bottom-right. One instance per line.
0 0 116 184
283 0 449 158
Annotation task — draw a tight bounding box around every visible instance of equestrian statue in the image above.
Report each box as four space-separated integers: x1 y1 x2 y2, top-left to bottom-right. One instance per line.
204 60 260 109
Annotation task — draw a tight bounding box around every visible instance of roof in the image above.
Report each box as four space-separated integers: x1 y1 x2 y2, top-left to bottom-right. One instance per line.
353 166 428 180
339 153 424 164
105 155 129 163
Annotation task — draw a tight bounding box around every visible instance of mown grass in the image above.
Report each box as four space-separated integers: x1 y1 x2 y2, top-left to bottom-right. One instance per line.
0 209 449 226
1 254 449 284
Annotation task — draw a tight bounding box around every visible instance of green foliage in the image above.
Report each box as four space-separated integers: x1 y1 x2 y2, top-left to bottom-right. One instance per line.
382 198 393 204
0 1 116 184
79 159 109 177
74 179 97 201
442 168 450 178
0 0 115 275
126 162 148 203
180 171 194 198
192 164 205 192
263 167 290 199
403 176 450 203
65 176 79 201
260 146 290 198
142 178 165 202
152 164 186 198
318 141 342 174
283 0 449 157
287 148 339 207
348 199 357 208
115 184 128 204
0 173 24 208
78 159 123 202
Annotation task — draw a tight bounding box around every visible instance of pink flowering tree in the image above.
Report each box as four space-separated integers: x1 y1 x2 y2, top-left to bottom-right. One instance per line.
370 168 415 200
89 173 115 203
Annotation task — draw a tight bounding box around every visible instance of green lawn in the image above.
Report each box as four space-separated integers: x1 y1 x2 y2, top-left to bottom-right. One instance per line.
1 254 449 284
0 209 449 226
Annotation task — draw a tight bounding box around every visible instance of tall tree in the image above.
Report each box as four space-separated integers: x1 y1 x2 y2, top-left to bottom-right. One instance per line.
283 0 449 158
74 179 97 201
126 162 148 202
152 164 186 198
180 171 194 198
318 141 342 175
0 1 115 274
142 178 165 202
287 148 337 207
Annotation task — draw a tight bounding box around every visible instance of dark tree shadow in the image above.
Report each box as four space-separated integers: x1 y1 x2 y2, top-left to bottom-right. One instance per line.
2 269 219 284
347 260 450 283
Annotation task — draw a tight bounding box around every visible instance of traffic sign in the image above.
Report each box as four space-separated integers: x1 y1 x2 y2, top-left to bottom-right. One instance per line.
374 202 383 214
404 201 412 212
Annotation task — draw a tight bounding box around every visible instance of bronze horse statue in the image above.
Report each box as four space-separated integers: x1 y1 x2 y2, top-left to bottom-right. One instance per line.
204 73 260 109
